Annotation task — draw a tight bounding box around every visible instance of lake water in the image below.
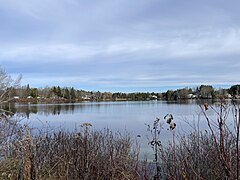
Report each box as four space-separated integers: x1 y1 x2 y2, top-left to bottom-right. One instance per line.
9 100 235 157
13 100 207 132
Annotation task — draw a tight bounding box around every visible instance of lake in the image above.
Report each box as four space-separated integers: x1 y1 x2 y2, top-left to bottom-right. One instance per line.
8 100 235 157
12 100 207 131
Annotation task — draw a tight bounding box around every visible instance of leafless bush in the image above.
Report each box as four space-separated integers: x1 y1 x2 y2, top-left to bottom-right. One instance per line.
145 101 240 179
30 127 137 179
0 116 139 179
0 112 24 179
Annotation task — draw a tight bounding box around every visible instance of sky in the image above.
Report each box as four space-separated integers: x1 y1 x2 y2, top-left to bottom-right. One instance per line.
0 0 240 92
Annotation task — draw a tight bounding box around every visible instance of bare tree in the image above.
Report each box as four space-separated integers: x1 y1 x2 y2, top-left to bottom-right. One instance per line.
0 66 22 104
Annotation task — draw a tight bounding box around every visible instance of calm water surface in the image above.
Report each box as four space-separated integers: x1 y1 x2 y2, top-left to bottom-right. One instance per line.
12 100 222 136
11 100 234 157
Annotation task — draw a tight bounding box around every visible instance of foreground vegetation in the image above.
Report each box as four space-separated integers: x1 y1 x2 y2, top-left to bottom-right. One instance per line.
0 116 138 179
0 100 240 179
149 100 240 179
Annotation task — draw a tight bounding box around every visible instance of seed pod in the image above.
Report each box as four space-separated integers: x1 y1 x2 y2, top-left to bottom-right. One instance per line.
204 103 208 111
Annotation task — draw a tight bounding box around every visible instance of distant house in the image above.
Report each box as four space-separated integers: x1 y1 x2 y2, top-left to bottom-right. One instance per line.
187 94 197 99
226 94 232 99
82 96 91 101
149 95 158 100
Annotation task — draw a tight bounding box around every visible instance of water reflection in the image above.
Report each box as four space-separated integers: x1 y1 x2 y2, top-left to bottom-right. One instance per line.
3 103 77 118
1 99 235 118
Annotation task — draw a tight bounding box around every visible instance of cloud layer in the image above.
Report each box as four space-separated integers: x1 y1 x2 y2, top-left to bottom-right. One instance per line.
1 0 240 92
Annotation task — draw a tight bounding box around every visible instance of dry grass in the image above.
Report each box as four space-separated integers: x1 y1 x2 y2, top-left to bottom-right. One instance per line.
0 114 139 179
145 101 240 180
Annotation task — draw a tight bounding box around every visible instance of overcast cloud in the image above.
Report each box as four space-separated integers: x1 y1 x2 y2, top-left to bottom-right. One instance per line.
0 0 239 92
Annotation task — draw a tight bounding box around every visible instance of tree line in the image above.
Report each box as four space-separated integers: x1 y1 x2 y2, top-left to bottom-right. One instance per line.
163 84 240 100
7 84 240 102
0 66 238 102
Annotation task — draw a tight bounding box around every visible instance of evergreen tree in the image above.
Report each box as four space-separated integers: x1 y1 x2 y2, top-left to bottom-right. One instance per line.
229 85 240 96
63 88 70 99
70 87 76 100
30 88 38 98
56 86 62 97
